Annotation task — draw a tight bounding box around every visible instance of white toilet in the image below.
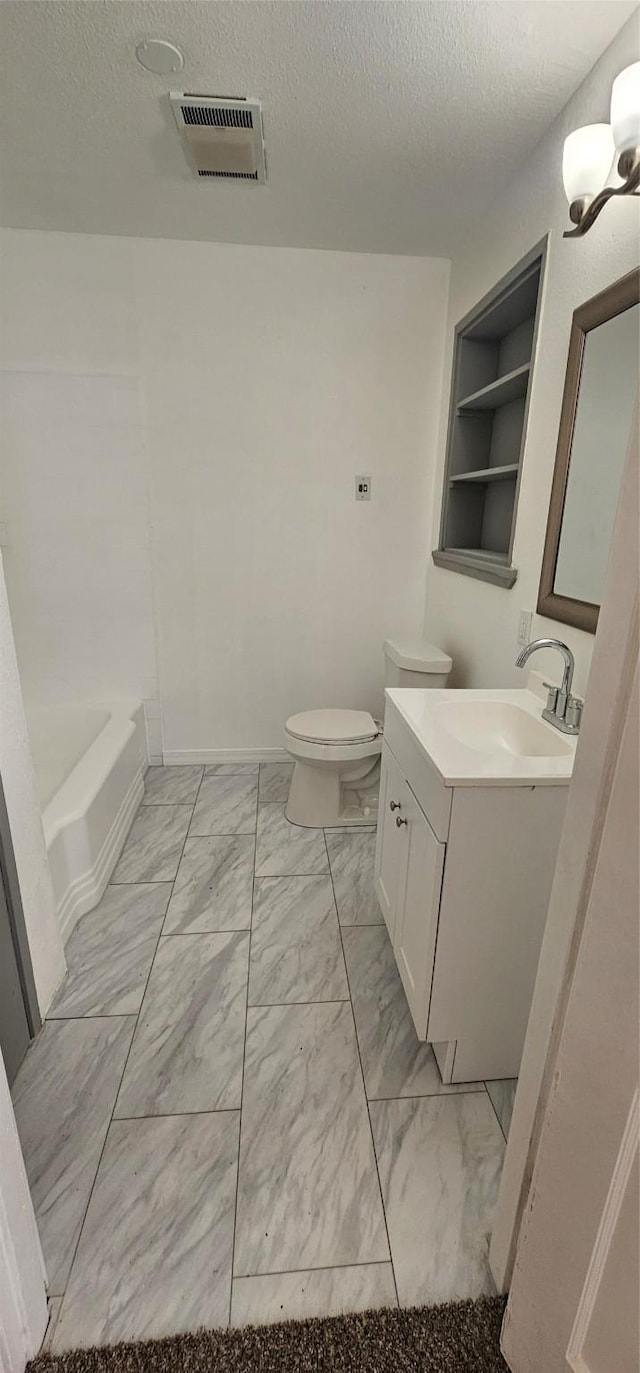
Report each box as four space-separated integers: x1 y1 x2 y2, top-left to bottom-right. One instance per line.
284 637 452 828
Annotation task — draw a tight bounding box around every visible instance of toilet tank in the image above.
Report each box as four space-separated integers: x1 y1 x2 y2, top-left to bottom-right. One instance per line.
383 637 452 689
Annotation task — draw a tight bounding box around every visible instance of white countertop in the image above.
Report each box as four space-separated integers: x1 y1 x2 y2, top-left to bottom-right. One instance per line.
385 686 577 787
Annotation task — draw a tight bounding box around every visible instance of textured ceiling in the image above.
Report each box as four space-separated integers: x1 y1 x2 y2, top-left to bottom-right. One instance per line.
0 0 635 255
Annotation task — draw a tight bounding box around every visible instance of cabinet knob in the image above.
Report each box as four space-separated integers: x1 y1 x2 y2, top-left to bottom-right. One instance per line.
389 800 401 812
396 815 408 828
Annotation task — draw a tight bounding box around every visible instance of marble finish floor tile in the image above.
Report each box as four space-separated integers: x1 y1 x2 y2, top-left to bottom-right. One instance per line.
249 876 349 1006
163 837 254 935
49 885 171 1018
255 804 329 877
231 1262 397 1328
12 1017 135 1295
343 926 481 1101
115 932 249 1117
486 1079 518 1141
53 1113 239 1350
142 765 203 806
234 1001 389 1277
112 805 192 884
205 762 260 775
325 830 382 925
189 774 258 837
258 762 294 806
41 1299 63 1354
370 1094 505 1307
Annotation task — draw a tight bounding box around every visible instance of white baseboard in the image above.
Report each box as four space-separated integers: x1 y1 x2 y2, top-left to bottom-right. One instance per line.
162 748 291 765
58 769 144 944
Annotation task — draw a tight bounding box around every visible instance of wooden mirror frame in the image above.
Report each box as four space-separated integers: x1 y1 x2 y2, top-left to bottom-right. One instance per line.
537 267 640 634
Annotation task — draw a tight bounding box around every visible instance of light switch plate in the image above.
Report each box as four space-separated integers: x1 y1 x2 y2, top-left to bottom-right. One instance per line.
355 475 371 501
517 609 533 647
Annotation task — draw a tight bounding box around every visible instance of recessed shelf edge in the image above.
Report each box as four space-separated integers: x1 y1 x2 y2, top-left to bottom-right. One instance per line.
457 363 530 413
450 464 519 485
432 548 518 589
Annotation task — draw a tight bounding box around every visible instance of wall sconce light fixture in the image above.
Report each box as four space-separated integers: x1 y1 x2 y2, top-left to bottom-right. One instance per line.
563 61 640 237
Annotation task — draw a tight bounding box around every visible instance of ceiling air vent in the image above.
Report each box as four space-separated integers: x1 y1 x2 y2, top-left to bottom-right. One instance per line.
170 94 266 182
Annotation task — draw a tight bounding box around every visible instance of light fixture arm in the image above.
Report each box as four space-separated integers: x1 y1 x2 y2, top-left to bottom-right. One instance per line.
564 147 640 238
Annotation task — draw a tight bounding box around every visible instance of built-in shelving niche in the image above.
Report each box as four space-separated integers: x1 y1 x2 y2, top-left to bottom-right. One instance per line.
433 240 547 589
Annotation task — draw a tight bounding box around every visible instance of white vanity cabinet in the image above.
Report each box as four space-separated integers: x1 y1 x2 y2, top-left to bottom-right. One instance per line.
376 760 445 1037
374 694 570 1082
375 744 407 939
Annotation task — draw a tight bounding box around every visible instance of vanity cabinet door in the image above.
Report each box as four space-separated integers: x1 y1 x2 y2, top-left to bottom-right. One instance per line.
393 785 445 1041
374 746 408 940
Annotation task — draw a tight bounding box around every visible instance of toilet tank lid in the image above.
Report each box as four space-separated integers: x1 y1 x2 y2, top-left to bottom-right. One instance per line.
384 637 452 673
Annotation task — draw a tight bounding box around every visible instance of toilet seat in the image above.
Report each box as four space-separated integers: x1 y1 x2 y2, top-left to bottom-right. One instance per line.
286 708 380 746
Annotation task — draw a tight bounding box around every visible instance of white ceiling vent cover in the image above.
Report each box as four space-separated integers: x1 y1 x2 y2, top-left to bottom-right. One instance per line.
170 93 266 182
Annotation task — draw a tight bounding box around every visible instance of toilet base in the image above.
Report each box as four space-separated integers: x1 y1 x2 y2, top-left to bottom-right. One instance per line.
285 758 380 828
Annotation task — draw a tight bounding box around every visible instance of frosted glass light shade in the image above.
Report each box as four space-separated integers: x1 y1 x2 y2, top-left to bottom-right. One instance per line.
610 62 640 154
562 124 615 204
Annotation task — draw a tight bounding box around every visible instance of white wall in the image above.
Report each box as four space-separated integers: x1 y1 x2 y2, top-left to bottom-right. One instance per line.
0 230 450 757
0 373 157 712
424 18 639 699
0 230 158 740
0 551 65 1014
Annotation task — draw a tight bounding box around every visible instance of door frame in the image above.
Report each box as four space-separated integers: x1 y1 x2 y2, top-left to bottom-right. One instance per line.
490 401 639 1291
0 772 41 1043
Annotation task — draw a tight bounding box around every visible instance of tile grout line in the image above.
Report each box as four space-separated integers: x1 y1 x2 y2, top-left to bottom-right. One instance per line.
52 766 206 1330
110 879 183 886
112 1107 242 1121
159 928 252 938
322 826 401 1313
368 1087 486 1102
369 1086 488 1104
227 770 260 1326
247 997 351 1009
47 1011 153 1022
233 1257 395 1282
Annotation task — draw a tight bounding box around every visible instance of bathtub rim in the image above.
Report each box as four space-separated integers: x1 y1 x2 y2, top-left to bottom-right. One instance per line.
42 707 139 847
37 700 147 943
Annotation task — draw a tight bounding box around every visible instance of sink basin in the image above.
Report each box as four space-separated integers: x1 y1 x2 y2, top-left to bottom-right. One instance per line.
434 699 573 759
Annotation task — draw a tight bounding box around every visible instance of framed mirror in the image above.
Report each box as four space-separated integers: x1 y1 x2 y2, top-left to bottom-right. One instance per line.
538 268 639 633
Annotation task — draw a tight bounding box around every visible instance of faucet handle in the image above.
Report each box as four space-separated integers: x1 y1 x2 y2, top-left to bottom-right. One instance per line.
543 681 559 713
565 695 584 731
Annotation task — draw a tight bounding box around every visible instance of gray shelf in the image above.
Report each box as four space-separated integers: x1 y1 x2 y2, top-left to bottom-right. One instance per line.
457 364 530 413
433 240 546 588
463 266 541 342
432 548 518 589
450 464 519 485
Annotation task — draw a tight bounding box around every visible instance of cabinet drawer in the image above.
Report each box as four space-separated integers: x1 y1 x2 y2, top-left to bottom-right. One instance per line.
383 699 452 842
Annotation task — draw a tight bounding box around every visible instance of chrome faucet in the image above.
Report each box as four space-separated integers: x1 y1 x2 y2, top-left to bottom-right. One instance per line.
515 638 584 735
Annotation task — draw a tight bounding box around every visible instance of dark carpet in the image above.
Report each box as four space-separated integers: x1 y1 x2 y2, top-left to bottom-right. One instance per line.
30 1296 508 1373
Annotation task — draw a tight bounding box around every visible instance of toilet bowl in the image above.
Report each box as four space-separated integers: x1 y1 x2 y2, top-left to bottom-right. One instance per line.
285 709 383 829
284 638 452 828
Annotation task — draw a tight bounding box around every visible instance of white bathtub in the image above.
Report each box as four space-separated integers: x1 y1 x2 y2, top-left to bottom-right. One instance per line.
27 702 147 942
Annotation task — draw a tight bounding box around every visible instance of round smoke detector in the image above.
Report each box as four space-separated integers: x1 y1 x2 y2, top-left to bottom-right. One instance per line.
135 39 184 75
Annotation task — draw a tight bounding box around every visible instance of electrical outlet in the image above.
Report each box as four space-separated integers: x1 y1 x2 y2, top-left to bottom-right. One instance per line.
517 609 533 647
355 474 371 501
